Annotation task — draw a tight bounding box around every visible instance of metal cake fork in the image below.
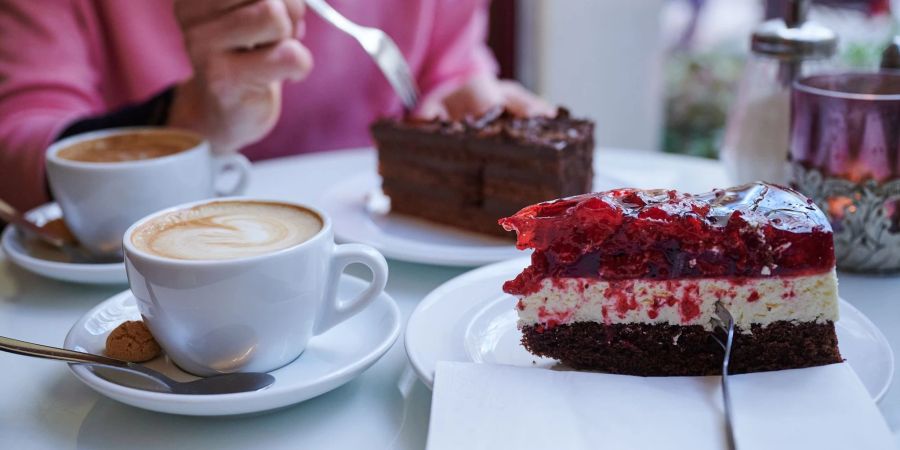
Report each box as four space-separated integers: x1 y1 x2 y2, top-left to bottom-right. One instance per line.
711 301 737 450
306 0 419 109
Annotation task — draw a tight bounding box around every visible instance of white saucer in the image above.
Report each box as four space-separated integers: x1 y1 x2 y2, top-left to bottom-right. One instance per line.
64 275 401 416
318 172 628 267
1 203 126 284
406 258 895 401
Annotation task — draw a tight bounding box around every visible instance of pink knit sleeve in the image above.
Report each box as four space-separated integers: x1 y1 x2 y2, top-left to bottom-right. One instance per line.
0 0 102 211
416 0 499 99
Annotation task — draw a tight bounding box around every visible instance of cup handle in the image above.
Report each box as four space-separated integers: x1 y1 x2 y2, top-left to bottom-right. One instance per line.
313 243 389 336
212 154 252 196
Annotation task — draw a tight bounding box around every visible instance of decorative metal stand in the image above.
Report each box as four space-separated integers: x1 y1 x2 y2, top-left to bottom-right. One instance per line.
793 164 900 272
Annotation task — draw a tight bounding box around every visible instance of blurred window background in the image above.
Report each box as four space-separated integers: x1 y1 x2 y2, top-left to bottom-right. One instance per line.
486 0 897 157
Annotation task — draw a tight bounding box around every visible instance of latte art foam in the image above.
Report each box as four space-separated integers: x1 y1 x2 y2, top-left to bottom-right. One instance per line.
131 201 322 260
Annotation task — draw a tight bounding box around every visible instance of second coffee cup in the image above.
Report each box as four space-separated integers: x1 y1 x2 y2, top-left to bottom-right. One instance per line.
46 127 251 257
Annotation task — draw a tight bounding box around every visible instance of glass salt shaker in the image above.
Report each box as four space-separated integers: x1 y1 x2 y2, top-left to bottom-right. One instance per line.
721 0 836 185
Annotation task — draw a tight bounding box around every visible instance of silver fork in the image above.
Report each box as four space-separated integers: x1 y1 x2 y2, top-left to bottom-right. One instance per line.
306 0 419 109
711 301 737 450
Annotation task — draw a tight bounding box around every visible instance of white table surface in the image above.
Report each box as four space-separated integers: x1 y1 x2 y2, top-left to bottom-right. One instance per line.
1 148 898 449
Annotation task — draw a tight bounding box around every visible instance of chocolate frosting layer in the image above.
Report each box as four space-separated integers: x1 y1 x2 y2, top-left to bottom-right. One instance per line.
372 107 593 150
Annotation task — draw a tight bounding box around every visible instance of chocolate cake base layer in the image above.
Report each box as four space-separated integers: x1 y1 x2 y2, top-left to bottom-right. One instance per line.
521 321 842 376
388 193 512 238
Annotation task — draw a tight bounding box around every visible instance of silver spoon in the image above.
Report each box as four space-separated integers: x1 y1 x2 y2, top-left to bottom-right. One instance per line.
0 198 71 248
0 336 275 395
0 198 119 264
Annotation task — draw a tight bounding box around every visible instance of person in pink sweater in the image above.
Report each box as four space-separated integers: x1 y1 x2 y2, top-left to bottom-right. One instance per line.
0 0 551 211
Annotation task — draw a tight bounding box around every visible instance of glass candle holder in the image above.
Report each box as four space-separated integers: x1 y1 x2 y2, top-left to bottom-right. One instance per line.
791 72 900 272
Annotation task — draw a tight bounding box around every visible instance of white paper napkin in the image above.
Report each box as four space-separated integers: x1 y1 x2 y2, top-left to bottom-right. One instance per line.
427 361 893 450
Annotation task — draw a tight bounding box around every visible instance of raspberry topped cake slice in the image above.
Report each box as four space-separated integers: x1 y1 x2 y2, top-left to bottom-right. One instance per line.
500 182 842 376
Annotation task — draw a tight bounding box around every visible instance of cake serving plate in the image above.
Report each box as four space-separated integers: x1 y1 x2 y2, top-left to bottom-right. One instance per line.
405 257 895 400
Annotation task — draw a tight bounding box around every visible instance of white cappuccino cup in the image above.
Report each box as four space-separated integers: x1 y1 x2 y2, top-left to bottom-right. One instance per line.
122 198 389 376
46 127 250 257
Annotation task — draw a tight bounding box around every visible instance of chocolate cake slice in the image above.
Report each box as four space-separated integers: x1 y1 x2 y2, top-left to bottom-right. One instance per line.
500 182 842 376
371 108 594 237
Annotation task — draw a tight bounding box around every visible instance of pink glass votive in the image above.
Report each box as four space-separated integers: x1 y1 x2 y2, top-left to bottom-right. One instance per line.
791 72 900 272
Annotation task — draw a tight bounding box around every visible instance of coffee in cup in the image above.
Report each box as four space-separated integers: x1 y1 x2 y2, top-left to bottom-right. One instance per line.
46 127 251 257
56 132 197 163
131 201 322 260
123 198 389 376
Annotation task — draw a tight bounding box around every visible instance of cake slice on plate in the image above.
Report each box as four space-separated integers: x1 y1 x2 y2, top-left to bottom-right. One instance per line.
500 182 842 376
371 107 594 237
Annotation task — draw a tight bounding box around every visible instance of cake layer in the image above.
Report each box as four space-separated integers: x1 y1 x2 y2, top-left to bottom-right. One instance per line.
521 321 842 376
483 168 593 206
516 270 839 332
389 195 511 237
501 183 836 295
380 165 479 198
384 181 531 218
378 146 479 173
383 181 540 218
378 153 479 176
382 178 480 207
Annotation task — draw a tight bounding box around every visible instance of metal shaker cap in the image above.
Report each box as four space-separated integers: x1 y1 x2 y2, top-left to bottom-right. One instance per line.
751 0 837 60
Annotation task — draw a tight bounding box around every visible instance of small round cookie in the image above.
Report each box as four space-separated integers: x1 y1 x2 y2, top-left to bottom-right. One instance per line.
105 320 161 362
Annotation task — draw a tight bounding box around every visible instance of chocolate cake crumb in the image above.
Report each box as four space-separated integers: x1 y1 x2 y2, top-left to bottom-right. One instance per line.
105 320 161 362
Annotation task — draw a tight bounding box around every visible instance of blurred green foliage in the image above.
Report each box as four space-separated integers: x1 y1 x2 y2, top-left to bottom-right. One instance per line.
662 51 742 159
842 40 889 68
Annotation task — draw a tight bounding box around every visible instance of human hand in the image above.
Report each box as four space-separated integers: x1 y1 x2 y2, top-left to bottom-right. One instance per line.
415 74 556 120
168 0 313 154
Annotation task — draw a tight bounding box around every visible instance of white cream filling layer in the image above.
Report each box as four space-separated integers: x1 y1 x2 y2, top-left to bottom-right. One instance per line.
516 270 839 332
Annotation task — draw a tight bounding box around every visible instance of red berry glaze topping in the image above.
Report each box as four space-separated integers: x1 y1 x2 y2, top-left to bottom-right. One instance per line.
501 183 835 296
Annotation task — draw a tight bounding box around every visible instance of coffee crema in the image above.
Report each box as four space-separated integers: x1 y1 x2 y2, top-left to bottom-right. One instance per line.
57 132 200 163
131 201 322 260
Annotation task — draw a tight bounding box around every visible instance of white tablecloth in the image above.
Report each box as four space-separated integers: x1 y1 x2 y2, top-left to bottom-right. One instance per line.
0 148 897 449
